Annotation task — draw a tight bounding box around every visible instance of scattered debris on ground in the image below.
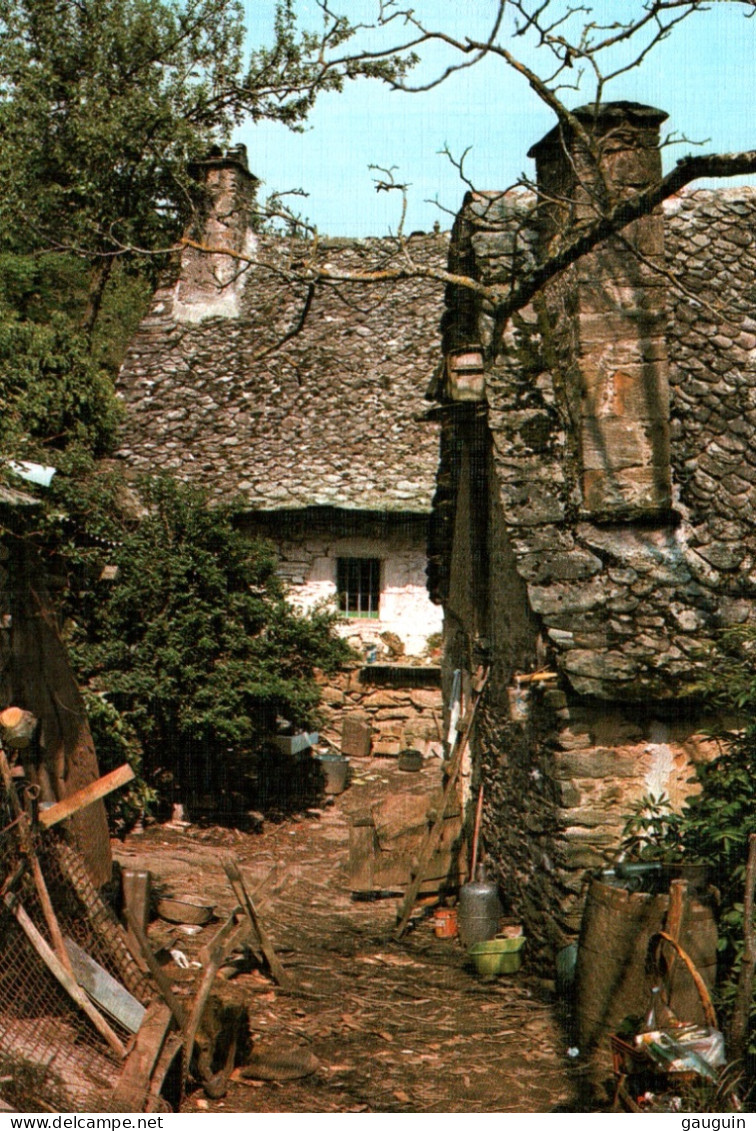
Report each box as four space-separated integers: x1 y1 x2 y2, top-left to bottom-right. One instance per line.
0 719 585 1114
114 759 584 1113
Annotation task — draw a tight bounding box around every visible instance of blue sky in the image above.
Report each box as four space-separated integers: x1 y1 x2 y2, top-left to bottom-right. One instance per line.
237 1 756 237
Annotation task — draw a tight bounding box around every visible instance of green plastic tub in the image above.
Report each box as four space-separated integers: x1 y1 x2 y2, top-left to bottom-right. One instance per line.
469 935 525 976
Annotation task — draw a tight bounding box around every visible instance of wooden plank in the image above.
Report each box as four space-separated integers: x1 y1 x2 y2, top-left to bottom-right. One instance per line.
470 784 485 881
393 667 489 940
198 910 257 968
515 670 557 684
112 1001 174 1111
39 763 135 828
146 1033 183 1112
0 748 74 974
121 868 151 972
182 943 225 1088
223 859 292 991
124 910 188 1030
6 894 126 1057
348 823 377 892
664 878 688 996
64 936 146 1034
349 813 464 894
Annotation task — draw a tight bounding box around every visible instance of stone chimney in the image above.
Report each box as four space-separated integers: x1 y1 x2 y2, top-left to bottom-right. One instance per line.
529 102 672 520
174 144 258 322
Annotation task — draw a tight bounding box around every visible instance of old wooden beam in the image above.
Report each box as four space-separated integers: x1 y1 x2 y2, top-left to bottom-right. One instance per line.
223 858 292 990
38 763 135 829
663 878 688 998
112 1001 174 1111
0 747 74 975
124 909 189 1031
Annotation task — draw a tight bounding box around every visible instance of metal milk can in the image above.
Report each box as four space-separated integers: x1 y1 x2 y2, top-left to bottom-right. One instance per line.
458 864 504 947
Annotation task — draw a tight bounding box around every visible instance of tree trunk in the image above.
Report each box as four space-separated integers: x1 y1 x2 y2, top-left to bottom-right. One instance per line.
81 256 114 340
1 539 111 885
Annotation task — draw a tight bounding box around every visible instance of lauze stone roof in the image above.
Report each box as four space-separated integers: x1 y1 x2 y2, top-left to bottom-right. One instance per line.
116 232 447 513
442 183 756 700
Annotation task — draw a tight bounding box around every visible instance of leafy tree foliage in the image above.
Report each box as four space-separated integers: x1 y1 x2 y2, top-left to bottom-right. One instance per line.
0 0 410 327
671 631 756 1043
0 255 128 461
0 252 153 469
61 476 351 816
0 0 379 820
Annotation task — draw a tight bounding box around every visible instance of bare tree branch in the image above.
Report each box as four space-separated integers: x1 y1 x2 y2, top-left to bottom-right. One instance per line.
489 146 756 343
175 141 756 360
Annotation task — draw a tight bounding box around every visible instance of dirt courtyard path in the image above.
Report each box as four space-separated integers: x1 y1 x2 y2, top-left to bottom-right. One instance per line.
114 760 587 1113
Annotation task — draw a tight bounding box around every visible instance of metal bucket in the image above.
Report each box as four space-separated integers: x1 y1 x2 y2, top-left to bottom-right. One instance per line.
433 907 458 939
314 753 349 795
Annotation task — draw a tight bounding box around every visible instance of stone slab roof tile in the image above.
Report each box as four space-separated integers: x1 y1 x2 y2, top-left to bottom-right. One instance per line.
116 232 448 513
445 185 756 698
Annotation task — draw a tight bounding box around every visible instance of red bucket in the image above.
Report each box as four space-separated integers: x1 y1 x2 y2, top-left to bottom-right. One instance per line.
433 907 458 939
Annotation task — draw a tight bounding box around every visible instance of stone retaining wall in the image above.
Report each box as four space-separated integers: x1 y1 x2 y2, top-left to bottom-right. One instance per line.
432 102 756 958
316 666 443 756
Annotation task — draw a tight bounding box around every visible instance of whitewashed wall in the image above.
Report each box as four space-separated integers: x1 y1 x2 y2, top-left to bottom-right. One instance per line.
274 527 442 658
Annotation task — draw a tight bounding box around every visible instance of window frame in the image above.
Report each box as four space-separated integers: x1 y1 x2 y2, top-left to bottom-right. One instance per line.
336 557 381 619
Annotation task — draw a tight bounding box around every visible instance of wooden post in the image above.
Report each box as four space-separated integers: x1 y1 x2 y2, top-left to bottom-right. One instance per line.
728 833 756 1063
470 784 485 882
663 878 688 1003
112 1002 175 1112
124 910 189 1031
222 859 292 991
0 747 74 975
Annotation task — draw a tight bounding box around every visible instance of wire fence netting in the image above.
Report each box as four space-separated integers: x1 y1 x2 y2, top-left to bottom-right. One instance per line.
0 802 173 1113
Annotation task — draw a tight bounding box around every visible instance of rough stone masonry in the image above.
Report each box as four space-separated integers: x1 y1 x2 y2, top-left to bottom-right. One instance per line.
431 101 756 952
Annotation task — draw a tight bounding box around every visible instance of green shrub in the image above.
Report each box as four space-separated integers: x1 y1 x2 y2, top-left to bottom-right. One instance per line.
64 474 352 817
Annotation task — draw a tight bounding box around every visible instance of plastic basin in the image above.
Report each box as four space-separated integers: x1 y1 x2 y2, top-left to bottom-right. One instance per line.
469 935 525 976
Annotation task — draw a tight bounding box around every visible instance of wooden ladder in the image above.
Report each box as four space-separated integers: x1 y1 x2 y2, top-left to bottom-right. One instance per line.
393 667 489 940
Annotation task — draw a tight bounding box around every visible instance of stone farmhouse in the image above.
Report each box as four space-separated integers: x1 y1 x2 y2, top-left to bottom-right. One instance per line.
115 148 445 663
431 101 756 952
116 104 756 952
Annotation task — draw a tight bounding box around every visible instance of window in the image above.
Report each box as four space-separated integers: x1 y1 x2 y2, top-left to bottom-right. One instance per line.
337 558 381 618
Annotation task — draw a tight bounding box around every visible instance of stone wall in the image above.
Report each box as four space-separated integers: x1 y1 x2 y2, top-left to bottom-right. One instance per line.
467 663 722 961
315 666 443 754
430 101 756 953
434 108 756 707
536 690 719 936
244 510 443 658
434 404 731 958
